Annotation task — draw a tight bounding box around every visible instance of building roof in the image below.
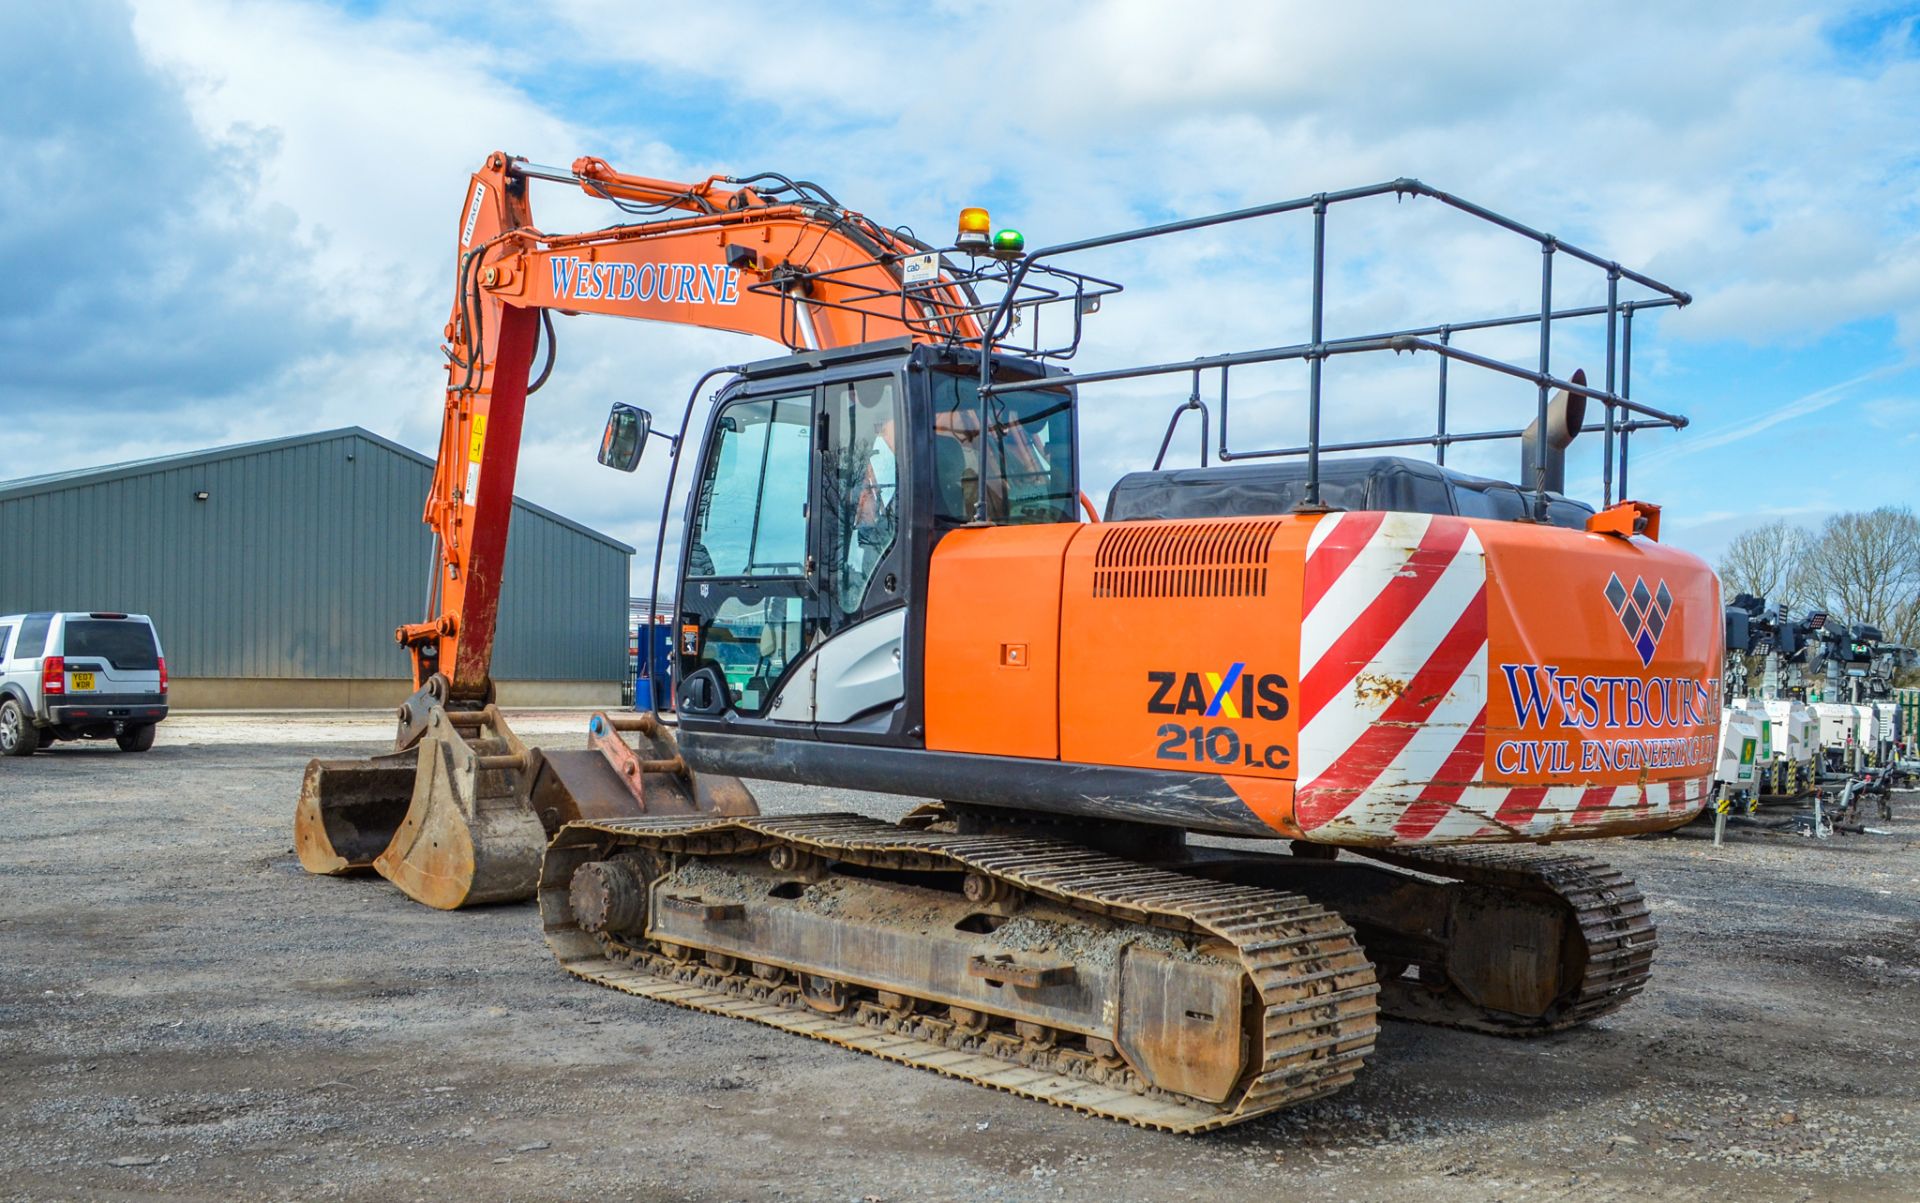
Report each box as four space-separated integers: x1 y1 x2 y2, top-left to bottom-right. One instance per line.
0 427 633 553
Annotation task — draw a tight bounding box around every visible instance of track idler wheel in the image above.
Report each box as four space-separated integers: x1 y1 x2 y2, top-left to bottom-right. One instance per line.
569 859 649 935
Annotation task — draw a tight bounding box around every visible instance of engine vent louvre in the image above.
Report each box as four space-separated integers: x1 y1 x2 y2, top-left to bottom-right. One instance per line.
1092 520 1282 599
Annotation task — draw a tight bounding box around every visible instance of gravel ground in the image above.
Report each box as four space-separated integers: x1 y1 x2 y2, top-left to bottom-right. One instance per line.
3 712 1918 1202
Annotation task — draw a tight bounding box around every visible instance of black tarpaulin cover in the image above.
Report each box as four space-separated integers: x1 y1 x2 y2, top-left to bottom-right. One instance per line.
1103 456 1596 530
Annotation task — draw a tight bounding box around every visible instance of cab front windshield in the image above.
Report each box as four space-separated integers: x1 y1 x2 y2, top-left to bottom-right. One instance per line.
930 369 1075 524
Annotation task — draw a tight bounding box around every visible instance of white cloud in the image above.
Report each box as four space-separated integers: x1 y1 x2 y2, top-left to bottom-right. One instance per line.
129 0 598 294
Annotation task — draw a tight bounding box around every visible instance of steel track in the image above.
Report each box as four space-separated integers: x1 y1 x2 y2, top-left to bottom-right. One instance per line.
1351 843 1658 1033
541 813 1380 1133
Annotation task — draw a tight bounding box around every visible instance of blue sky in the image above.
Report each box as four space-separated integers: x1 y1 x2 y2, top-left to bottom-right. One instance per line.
4 1 1919 585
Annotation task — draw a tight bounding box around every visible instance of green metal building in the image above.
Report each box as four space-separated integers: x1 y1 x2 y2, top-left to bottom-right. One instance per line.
0 428 631 708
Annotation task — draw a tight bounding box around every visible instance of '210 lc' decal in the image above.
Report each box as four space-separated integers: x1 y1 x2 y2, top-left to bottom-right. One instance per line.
1147 663 1292 770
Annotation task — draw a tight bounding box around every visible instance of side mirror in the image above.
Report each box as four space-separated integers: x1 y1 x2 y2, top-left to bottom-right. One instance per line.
598 404 651 472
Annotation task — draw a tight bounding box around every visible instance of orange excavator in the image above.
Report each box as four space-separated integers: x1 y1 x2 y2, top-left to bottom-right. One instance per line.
297 152 1716 1132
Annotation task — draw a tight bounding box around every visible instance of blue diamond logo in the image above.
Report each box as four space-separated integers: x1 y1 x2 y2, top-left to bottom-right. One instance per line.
1634 627 1658 667
1609 573 1672 666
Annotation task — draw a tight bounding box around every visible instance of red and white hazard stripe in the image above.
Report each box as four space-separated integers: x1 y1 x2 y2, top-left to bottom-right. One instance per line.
1293 511 1707 843
1295 511 1489 837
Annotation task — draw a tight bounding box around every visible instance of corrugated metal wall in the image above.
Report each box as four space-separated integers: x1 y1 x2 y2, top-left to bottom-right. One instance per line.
0 432 629 681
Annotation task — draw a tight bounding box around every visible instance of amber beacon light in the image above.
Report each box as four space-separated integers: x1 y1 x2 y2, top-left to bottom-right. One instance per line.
956 206 992 251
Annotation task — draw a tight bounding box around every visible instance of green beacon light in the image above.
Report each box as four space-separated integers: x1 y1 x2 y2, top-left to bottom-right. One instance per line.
990 228 1025 258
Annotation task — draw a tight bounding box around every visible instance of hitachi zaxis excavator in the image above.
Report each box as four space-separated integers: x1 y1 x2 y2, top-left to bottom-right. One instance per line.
295 151 1718 1132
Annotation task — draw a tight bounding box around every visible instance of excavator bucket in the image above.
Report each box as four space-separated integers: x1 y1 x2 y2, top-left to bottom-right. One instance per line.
373 705 548 909
295 686 756 909
292 680 452 876
521 711 758 829
368 706 758 910
293 749 420 875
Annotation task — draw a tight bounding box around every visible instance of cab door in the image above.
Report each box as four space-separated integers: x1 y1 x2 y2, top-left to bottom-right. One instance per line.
805 373 911 729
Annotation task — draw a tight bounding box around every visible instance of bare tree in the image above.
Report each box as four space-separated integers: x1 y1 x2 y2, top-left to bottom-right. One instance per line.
1800 506 1920 642
1717 519 1813 609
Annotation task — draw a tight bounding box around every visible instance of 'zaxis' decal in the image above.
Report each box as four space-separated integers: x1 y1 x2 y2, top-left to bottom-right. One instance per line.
1146 665 1292 771
1146 664 1290 720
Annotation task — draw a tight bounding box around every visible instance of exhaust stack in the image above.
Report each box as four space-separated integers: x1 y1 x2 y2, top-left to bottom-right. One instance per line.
1519 368 1587 495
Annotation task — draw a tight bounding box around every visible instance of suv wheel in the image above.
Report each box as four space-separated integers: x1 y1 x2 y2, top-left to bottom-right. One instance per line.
116 723 157 753
0 698 40 757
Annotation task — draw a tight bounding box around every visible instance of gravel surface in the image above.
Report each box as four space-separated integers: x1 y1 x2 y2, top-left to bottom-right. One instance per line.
3 712 1918 1202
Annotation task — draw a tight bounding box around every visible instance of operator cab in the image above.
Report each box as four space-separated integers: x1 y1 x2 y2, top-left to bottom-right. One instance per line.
603 337 1077 748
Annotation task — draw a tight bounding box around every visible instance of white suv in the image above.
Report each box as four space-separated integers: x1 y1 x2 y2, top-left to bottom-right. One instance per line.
0 612 169 756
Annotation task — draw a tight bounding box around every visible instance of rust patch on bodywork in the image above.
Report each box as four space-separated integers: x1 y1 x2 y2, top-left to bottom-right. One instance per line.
1353 673 1410 706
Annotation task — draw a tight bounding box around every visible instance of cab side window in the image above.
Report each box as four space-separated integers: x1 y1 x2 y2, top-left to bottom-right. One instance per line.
0 625 13 662
685 395 813 579
823 377 902 615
